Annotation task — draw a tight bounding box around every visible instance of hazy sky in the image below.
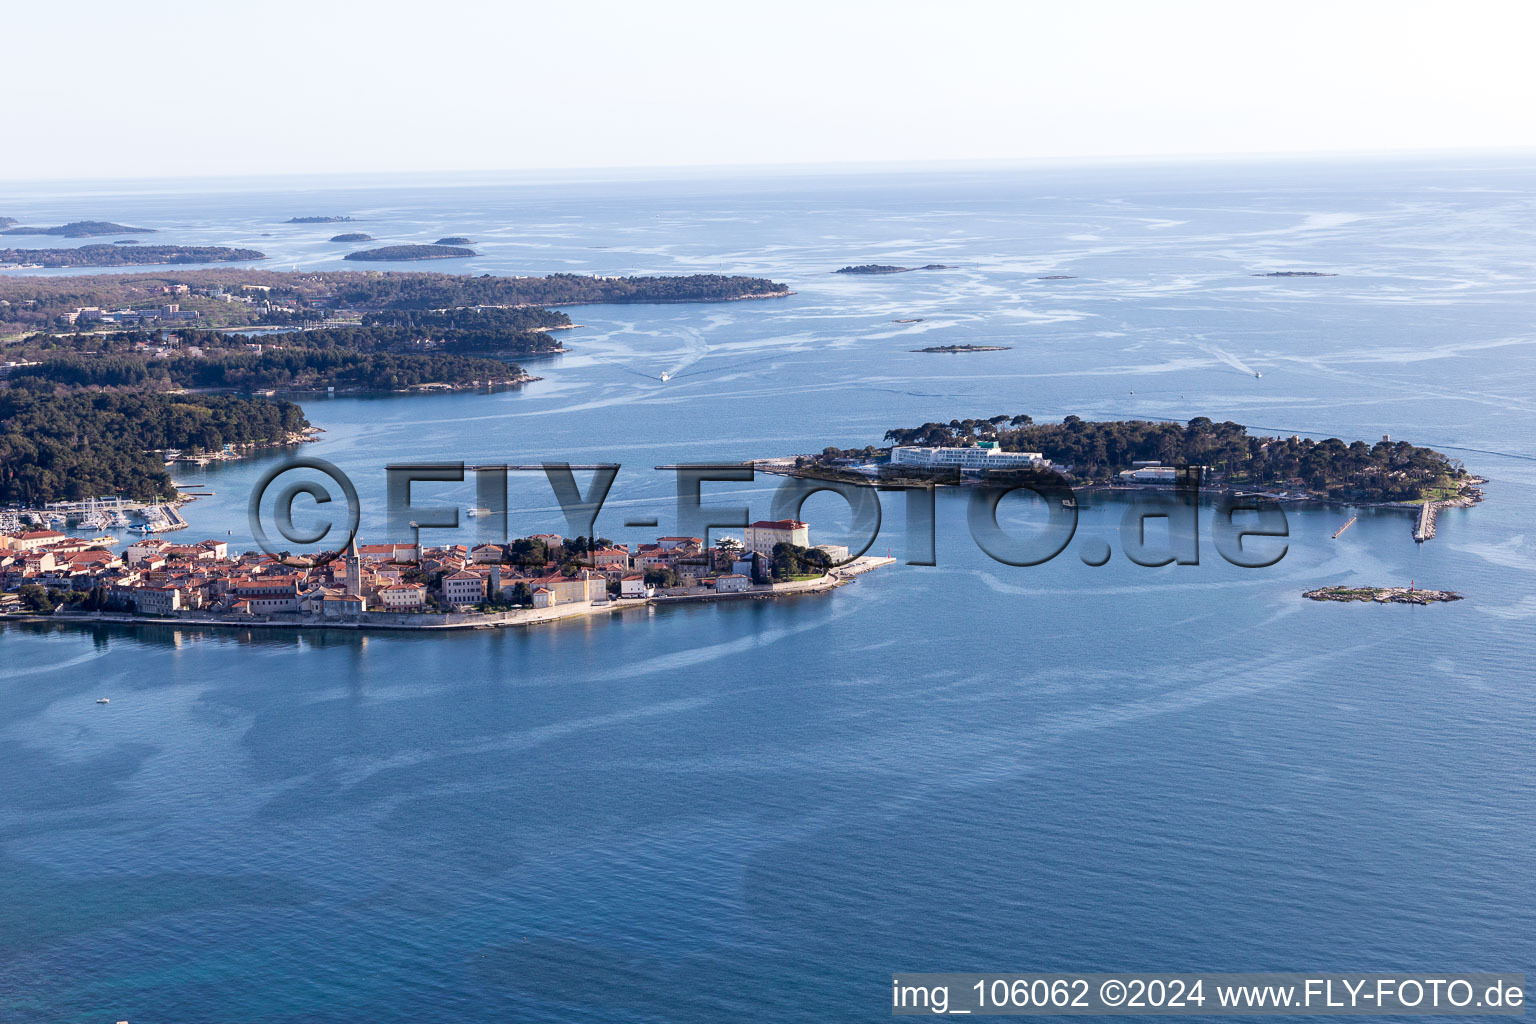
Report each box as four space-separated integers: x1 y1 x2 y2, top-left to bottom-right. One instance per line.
8 0 1536 180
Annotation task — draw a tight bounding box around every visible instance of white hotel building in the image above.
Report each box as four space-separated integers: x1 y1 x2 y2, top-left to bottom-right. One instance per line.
889 442 1051 472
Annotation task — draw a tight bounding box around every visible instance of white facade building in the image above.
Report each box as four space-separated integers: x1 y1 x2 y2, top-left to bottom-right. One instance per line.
889 442 1049 472
1118 466 1179 483
619 574 654 599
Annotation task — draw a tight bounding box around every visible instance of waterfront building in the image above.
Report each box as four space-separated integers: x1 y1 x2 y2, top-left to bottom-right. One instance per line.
814 544 850 564
443 570 488 608
378 583 427 610
620 574 653 599
527 570 606 606
1118 465 1179 483
132 585 182 616
743 519 809 555
888 441 1049 472
714 573 752 593
318 593 366 618
5 530 67 553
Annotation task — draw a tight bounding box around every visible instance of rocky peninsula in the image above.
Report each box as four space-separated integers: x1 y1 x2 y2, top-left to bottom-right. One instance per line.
1304 586 1462 605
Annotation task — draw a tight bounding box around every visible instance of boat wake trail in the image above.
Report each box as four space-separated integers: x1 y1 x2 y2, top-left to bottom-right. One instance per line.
1196 343 1261 377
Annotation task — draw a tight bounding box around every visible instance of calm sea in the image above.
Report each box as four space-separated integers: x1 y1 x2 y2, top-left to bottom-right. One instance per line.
1 158 1533 1022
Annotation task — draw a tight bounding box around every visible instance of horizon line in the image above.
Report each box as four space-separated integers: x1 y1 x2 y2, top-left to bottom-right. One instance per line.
4 144 1536 192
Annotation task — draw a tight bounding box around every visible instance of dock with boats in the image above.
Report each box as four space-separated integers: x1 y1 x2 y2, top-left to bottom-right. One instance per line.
132 504 189 534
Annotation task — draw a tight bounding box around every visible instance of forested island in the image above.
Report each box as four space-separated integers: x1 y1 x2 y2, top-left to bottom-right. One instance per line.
0 269 790 503
835 264 952 274
801 414 1473 504
0 245 265 269
0 270 791 334
345 244 476 261
912 344 1010 353
8 308 558 393
435 236 473 245
288 216 354 224
1 221 154 237
0 217 15 230
0 387 309 504
330 233 373 242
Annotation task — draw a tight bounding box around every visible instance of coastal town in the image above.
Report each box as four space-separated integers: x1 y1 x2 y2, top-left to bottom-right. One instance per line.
0 517 893 630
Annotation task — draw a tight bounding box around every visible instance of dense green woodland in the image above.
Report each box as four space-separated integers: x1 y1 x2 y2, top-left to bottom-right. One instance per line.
876 415 1465 501
0 269 787 332
361 306 570 332
0 245 264 269
323 271 789 308
12 350 527 392
12 317 549 391
0 388 307 504
0 269 788 502
344 244 477 261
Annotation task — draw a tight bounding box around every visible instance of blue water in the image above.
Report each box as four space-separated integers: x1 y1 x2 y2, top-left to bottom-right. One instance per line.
1 158 1534 1021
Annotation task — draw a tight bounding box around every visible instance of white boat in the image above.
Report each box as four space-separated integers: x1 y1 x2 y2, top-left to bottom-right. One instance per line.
659 372 671 382
466 507 491 518
96 698 110 704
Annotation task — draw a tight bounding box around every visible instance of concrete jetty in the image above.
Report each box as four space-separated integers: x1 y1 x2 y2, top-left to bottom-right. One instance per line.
1414 501 1438 542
